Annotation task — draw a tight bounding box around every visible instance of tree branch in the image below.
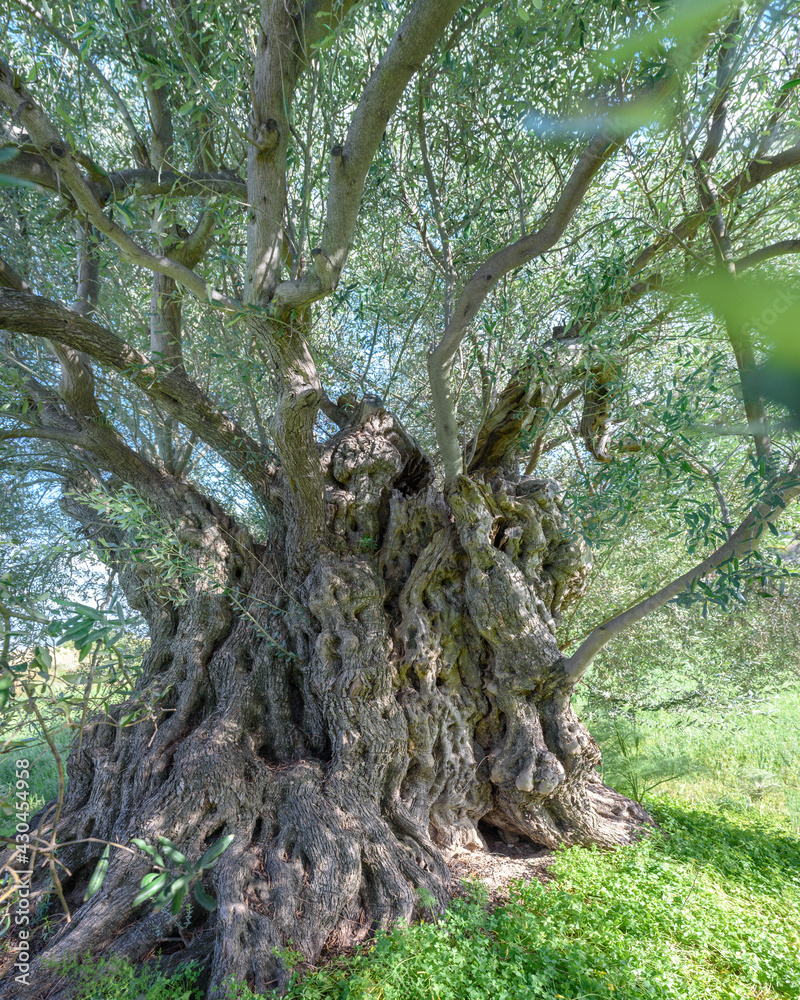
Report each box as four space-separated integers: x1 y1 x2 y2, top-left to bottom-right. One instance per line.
0 253 31 292
0 61 238 311
557 138 800 344
0 289 279 502
0 363 174 514
429 133 620 482
0 148 246 201
52 220 102 419
737 238 800 271
240 0 466 561
562 462 800 682
270 0 466 314
694 159 772 461
0 426 84 445
417 79 456 325
625 138 800 283
104 167 246 201
696 9 742 164
469 137 800 474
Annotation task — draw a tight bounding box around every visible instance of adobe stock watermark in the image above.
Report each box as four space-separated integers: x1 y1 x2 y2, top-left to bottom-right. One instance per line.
9 757 33 987
742 283 800 334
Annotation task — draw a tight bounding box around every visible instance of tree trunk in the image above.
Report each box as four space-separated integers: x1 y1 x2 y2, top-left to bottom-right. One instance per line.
2 400 651 999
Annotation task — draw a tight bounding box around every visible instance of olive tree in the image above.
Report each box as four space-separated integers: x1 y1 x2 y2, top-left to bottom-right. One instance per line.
1 0 799 995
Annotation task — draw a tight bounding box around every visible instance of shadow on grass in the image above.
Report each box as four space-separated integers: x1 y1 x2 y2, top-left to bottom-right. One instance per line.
648 799 800 894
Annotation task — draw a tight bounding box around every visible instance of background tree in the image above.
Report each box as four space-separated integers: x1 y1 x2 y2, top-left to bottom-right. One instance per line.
1 0 799 995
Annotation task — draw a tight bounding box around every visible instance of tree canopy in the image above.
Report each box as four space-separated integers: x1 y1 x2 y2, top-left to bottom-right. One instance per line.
1 1 799 580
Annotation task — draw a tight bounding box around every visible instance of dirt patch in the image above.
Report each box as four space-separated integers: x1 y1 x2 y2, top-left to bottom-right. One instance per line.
446 832 555 908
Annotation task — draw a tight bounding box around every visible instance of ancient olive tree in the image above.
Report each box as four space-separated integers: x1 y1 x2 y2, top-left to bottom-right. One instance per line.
1 0 800 995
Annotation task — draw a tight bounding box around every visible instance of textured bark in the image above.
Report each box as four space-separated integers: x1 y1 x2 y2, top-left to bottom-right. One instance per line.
0 402 651 1000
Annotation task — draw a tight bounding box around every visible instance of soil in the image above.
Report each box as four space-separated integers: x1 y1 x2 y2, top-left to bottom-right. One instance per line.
446 832 556 908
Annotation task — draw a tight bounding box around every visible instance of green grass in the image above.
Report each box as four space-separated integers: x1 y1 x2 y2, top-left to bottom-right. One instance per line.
584 687 800 831
0 657 135 839
45 954 201 1000
0 725 73 840
215 801 800 1000
3 691 799 999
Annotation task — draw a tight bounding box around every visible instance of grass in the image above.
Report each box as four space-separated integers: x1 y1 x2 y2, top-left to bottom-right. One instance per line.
44 954 201 1000
2 689 799 999
215 801 799 1000
0 725 73 840
0 646 139 840
583 686 800 831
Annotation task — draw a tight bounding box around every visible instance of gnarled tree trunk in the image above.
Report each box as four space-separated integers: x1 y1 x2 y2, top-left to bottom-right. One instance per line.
4 3 800 996
2 399 650 1000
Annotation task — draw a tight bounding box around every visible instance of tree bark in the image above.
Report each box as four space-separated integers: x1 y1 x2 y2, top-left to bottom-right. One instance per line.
1 400 651 999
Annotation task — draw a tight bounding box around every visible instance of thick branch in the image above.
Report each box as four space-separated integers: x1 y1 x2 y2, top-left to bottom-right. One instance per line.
0 364 176 514
561 138 800 343
696 10 741 164
105 167 245 200
0 253 31 292
562 463 800 681
245 0 301 308
270 0 466 314
0 150 246 201
243 0 465 558
429 133 619 482
471 138 800 474
626 138 800 283
51 219 102 418
0 426 84 445
0 289 278 502
578 359 618 463
0 62 237 311
241 0 328 554
737 239 800 271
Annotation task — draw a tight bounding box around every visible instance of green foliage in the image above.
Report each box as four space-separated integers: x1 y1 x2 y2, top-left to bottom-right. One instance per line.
84 843 110 901
5 686 800 999
272 944 307 974
568 506 800 710
131 833 234 915
46 598 139 666
82 485 204 602
588 686 800 823
691 273 800 373
47 954 201 1000
0 726 72 839
591 714 696 802
0 473 129 653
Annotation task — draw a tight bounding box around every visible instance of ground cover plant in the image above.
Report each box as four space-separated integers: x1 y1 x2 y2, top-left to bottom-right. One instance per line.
35 794 797 1000
217 689 800 1000
588 688 800 818
42 955 201 1000
4 680 799 999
